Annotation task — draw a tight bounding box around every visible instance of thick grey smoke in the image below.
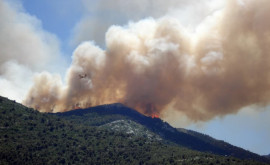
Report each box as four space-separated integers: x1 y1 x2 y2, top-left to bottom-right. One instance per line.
25 0 270 122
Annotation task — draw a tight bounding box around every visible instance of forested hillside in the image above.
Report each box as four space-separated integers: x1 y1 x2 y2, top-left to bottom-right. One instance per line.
55 103 269 163
0 96 267 164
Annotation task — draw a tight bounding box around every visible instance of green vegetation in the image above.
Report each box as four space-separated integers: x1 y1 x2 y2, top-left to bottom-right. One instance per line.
0 96 268 164
55 104 269 163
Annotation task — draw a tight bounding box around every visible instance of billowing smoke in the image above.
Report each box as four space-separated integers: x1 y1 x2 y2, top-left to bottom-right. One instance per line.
73 0 223 47
24 0 270 122
0 0 65 102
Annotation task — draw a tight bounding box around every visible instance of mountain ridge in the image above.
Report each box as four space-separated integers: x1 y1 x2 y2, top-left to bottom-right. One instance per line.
1 96 227 164
54 103 269 163
1 96 269 164
265 154 270 159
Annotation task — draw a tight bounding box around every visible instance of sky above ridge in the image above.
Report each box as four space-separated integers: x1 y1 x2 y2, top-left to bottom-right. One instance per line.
0 0 270 155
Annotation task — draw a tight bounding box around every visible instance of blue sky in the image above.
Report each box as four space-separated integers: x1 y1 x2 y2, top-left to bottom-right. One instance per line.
21 0 83 58
188 107 270 155
1 0 270 156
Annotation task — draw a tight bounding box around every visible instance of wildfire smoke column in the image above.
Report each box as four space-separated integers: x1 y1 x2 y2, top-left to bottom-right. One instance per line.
24 0 270 122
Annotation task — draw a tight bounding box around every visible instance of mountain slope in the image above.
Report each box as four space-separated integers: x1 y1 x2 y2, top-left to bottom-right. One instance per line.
2 96 266 164
100 119 162 141
55 103 269 163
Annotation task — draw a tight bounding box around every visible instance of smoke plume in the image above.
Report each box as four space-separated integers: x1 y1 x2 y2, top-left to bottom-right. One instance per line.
0 0 64 102
24 0 270 122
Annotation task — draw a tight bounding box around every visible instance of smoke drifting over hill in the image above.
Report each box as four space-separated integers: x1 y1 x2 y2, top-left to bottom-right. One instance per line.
24 0 270 122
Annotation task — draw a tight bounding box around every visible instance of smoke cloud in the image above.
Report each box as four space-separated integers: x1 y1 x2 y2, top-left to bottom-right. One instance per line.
72 0 223 47
25 0 270 122
0 0 65 102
